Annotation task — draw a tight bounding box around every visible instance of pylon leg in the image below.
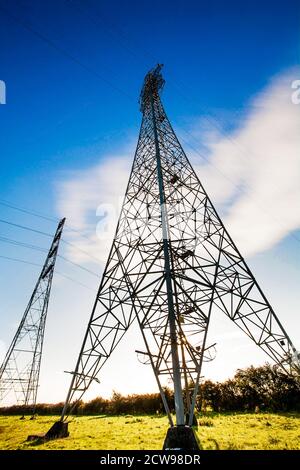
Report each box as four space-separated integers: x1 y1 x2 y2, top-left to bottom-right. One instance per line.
163 426 199 450
45 421 69 439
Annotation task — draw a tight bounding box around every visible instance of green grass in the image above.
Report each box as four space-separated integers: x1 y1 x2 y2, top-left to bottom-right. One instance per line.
0 412 299 450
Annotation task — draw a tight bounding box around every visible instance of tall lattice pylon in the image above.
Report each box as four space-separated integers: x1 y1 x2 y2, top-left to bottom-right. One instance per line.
49 65 299 447
0 218 65 416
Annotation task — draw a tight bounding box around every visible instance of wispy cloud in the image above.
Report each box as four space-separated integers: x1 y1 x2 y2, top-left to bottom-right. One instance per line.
56 68 300 263
190 68 300 256
56 150 132 263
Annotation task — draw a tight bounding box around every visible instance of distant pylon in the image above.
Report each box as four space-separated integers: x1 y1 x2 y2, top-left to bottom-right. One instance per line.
48 65 299 447
0 218 65 416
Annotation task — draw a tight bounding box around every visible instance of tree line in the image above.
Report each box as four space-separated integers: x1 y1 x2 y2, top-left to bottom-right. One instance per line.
0 364 299 416
199 364 299 412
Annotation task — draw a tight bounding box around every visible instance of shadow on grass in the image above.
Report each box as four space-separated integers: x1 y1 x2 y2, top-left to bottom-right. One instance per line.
87 415 108 420
24 436 47 448
86 413 168 421
206 438 220 450
25 434 70 448
193 428 204 450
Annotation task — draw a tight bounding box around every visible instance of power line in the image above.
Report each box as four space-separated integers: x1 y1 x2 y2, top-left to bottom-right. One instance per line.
65 0 281 252
1 0 287 228
0 198 104 258
61 239 102 264
78 0 157 65
63 224 100 245
58 254 100 278
174 122 300 246
0 4 135 103
0 235 47 254
0 255 94 291
66 0 156 68
0 218 102 264
89 2 262 175
0 254 42 268
3 1 271 254
0 235 101 278
76 0 300 249
55 272 95 291
0 218 54 238
173 124 239 187
0 199 59 223
2 1 299 259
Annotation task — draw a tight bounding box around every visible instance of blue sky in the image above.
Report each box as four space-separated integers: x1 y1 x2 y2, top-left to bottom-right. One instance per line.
0 0 300 403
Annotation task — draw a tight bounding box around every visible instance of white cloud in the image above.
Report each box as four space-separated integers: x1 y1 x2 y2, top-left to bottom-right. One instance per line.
56 151 132 263
56 68 300 263
187 68 300 256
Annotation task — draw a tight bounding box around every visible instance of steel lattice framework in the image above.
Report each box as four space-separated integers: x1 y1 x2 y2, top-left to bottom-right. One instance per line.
0 218 65 413
59 66 299 428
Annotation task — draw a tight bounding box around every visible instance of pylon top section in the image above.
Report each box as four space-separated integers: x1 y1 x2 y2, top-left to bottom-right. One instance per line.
140 64 165 111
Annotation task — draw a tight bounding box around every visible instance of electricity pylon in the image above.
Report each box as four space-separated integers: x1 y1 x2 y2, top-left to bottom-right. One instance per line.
0 218 65 417
49 65 299 448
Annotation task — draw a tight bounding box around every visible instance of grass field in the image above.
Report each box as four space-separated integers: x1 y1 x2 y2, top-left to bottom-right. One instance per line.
0 413 299 450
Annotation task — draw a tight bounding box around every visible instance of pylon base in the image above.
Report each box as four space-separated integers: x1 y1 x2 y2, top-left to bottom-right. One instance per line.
163 425 199 450
45 421 69 439
27 420 69 442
